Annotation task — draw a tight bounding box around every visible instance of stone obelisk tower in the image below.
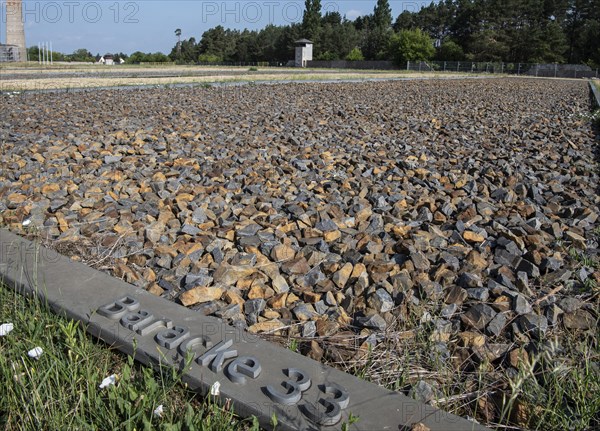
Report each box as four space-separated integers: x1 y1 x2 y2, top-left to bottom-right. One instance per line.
5 0 26 61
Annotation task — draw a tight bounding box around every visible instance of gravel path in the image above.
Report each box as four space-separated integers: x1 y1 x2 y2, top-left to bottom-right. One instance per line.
1 77 598 382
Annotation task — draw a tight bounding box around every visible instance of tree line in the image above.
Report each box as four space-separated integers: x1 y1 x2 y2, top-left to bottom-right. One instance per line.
169 0 599 66
26 47 170 64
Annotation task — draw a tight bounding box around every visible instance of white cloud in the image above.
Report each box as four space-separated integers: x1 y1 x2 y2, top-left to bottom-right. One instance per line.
345 9 363 20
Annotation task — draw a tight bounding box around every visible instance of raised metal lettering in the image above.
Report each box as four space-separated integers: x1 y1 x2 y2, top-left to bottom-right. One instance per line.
178 336 213 359
120 309 154 331
197 339 237 372
136 318 173 336
302 398 342 426
225 356 262 384
97 296 139 320
264 368 311 405
155 326 190 350
265 381 303 405
301 382 349 426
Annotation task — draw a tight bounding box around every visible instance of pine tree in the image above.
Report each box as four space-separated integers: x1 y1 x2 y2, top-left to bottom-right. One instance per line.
302 0 322 39
373 0 392 29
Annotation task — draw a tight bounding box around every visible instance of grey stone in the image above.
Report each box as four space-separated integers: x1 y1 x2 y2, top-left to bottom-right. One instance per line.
231 252 257 266
104 155 122 164
461 304 497 330
494 249 521 269
517 259 540 278
181 224 201 236
314 300 329 315
245 298 266 315
357 314 387 331
410 380 436 404
302 267 326 287
458 272 483 289
512 293 533 315
184 273 212 289
440 252 460 271
545 269 572 285
519 313 548 339
191 301 220 315
236 224 262 237
215 303 242 319
369 288 394 313
546 304 563 326
191 207 207 224
541 257 563 273
293 303 318 321
441 303 458 318
315 218 338 232
445 285 467 304
411 251 431 272
558 297 583 313
487 312 508 337
302 321 317 338
466 288 489 302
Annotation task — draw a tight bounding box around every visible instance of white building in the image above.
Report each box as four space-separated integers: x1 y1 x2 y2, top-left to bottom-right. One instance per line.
99 54 114 65
295 39 313 68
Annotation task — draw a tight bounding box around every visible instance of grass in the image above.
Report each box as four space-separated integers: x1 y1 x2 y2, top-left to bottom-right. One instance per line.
0 62 486 92
309 302 600 431
0 283 260 431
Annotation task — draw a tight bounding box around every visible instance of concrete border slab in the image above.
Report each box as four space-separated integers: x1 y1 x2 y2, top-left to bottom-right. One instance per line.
590 80 600 108
0 229 489 431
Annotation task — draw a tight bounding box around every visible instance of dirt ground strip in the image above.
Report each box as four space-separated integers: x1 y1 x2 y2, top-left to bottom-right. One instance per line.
0 64 468 91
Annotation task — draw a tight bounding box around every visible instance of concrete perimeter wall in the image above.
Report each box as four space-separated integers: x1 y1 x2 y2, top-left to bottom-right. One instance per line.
307 60 399 70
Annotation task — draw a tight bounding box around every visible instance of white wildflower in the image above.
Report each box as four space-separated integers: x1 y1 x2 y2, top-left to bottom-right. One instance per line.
153 404 164 418
0 323 14 336
27 346 43 359
99 374 117 389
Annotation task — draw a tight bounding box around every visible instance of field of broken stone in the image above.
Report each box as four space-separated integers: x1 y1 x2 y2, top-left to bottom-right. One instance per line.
1 78 599 429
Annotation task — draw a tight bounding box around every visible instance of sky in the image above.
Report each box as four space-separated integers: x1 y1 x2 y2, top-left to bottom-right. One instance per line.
1 0 431 55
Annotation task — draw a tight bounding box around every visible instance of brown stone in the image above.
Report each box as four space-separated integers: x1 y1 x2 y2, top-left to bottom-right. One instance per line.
41 183 61 195
267 293 287 309
332 262 353 289
213 264 256 286
179 286 224 306
463 230 485 243
146 283 164 297
303 291 321 303
306 340 324 361
224 290 245 306
271 244 295 262
458 331 486 348
248 320 284 334
563 309 595 330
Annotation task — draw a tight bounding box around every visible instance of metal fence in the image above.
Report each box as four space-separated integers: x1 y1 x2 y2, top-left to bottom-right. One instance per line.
407 60 599 78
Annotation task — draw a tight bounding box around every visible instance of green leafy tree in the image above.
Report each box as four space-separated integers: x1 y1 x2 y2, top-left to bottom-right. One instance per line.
394 11 416 31
388 28 435 65
69 48 94 62
346 47 365 61
317 13 361 59
436 40 464 60
127 51 169 64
